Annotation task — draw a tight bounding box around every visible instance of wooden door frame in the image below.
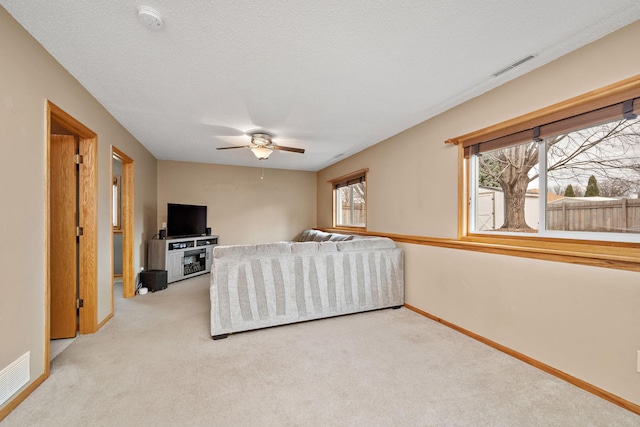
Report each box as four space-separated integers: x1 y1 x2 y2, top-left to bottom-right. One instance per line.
111 146 135 300
45 101 98 375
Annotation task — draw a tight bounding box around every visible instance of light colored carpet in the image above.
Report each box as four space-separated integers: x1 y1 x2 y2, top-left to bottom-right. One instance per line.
3 274 638 426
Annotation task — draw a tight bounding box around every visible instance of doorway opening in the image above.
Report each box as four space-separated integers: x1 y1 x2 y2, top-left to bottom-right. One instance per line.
111 146 135 302
46 101 98 374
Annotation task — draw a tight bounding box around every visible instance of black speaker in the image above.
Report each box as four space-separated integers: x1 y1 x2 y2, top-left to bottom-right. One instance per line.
140 270 168 293
159 229 166 239
206 227 211 236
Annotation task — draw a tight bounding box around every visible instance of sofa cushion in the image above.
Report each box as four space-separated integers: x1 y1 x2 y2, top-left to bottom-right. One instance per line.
213 245 256 258
254 241 292 255
297 229 350 242
296 229 316 242
291 241 339 255
336 237 396 252
311 231 333 241
296 229 359 242
318 241 338 252
214 242 292 258
328 233 354 241
291 241 320 255
297 229 330 241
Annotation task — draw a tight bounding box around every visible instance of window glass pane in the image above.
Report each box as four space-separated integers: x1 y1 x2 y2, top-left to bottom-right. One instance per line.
336 186 348 225
473 141 540 232
335 182 366 227
545 117 640 233
351 182 366 226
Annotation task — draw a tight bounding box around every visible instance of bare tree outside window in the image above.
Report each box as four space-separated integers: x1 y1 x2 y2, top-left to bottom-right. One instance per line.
478 142 539 231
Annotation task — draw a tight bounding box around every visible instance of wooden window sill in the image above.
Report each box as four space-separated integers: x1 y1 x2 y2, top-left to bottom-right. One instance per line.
330 226 367 232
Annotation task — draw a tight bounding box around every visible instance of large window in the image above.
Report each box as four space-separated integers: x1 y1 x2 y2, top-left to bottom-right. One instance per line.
469 115 640 240
330 169 367 228
450 76 640 244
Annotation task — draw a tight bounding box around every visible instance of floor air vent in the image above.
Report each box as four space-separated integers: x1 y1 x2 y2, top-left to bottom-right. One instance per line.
0 351 30 406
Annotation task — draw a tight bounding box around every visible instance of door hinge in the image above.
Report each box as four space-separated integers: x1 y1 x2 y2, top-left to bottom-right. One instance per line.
74 154 83 165
76 299 84 309
76 226 84 237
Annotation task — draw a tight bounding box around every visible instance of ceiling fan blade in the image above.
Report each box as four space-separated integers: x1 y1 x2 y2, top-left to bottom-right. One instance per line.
272 145 305 154
216 145 251 150
203 125 246 137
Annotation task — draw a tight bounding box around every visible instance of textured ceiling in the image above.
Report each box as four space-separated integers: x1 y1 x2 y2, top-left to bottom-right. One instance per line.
3 1 640 171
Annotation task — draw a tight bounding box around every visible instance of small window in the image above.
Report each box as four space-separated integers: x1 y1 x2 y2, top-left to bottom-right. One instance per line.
330 169 367 228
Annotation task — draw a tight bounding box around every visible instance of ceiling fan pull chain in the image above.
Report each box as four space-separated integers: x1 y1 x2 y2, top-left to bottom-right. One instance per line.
260 161 265 180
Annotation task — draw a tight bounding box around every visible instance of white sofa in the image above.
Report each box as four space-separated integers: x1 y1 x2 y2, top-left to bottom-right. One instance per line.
210 230 404 339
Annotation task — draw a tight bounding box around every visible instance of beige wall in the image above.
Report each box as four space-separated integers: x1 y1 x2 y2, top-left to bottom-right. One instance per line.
157 161 316 245
318 21 640 405
0 6 157 409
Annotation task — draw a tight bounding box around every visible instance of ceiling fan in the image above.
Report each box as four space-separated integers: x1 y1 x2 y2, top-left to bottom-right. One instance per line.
216 132 305 160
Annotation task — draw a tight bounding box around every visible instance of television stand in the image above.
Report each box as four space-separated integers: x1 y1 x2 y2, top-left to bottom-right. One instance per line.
148 236 219 283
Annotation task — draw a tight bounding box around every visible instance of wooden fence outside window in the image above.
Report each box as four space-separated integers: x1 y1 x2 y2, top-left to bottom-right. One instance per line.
547 198 640 233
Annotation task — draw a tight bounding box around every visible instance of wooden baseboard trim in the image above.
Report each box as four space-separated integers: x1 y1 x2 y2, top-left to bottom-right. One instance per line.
404 303 640 416
97 312 113 331
0 372 47 422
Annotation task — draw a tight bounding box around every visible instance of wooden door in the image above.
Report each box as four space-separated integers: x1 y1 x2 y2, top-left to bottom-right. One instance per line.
50 134 77 339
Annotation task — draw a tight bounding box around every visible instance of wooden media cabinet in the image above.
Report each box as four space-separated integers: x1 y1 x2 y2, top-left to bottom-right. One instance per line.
148 235 219 283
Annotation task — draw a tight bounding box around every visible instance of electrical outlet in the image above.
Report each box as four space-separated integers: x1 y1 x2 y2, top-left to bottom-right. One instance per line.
140 267 144 272
162 222 167 229
637 350 640 373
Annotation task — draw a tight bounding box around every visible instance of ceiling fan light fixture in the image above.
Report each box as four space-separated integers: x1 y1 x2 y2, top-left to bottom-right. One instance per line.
251 146 273 160
251 133 272 146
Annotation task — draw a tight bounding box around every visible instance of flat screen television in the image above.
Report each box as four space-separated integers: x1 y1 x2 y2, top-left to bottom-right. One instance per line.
167 203 207 238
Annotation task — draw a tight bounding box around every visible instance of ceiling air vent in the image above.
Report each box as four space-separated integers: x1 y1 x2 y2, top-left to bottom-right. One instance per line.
492 55 535 77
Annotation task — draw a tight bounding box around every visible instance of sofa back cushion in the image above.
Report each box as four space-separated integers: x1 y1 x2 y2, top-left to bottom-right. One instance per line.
298 229 331 242
291 241 320 255
328 233 354 241
214 241 291 258
297 229 355 242
336 237 396 252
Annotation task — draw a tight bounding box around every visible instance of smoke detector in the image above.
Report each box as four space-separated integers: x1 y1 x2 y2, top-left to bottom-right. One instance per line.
138 6 163 29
